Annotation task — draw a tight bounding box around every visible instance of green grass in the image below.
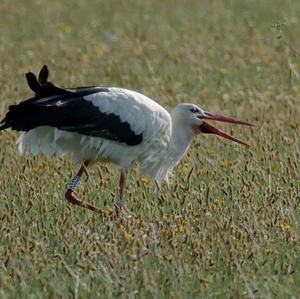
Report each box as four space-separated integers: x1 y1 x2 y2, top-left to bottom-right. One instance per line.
0 0 300 298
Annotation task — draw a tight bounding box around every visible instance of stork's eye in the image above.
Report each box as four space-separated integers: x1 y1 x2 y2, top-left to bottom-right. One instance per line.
190 108 199 113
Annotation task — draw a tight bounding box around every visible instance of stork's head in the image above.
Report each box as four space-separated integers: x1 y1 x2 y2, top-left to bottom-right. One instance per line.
170 103 254 147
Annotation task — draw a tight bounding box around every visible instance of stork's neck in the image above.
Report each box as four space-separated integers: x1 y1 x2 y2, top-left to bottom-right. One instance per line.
138 118 195 184
169 121 195 157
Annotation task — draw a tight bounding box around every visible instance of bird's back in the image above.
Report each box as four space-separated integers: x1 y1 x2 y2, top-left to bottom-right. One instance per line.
84 87 171 143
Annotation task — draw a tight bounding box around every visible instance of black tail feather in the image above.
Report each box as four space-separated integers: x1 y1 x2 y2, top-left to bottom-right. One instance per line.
38 65 49 85
0 122 8 131
1 65 68 132
26 65 67 97
0 105 17 131
0 65 105 134
26 72 42 95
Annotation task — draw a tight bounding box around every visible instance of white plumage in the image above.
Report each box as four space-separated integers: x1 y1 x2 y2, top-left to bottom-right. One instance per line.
0 66 253 215
17 88 178 183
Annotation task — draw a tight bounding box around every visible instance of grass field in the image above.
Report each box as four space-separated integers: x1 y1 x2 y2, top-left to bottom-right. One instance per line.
0 0 300 298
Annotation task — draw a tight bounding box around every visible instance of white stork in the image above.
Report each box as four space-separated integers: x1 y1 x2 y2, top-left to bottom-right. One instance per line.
0 66 254 215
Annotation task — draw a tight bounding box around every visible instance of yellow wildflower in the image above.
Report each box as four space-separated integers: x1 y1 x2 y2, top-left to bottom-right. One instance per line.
63 25 72 33
140 176 150 186
219 68 228 76
220 159 228 168
280 224 291 231
81 53 90 63
213 198 221 206
264 248 272 254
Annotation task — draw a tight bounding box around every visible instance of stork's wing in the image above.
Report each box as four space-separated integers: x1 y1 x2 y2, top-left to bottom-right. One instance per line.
1 65 171 148
1 65 170 146
0 88 143 146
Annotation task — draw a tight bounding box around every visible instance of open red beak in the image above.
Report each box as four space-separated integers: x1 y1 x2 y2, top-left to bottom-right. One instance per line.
198 111 255 147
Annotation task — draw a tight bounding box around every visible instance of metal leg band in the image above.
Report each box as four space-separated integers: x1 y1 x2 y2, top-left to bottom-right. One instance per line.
67 175 80 191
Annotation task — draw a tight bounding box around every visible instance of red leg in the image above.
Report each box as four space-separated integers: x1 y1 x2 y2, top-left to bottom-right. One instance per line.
119 170 125 200
115 170 126 216
65 161 102 213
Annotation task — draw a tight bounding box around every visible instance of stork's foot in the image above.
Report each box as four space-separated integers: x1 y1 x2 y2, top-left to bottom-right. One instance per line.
114 199 135 218
114 199 125 217
65 189 103 213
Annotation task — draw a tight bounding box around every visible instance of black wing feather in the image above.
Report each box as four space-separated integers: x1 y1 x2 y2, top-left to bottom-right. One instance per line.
1 91 142 146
